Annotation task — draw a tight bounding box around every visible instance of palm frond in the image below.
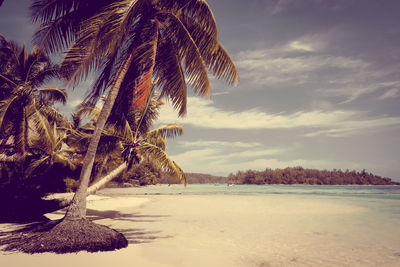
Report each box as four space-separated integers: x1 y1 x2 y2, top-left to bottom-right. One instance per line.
155 37 188 116
122 120 134 143
38 86 67 104
0 95 19 131
26 156 49 176
206 42 239 86
54 153 77 170
158 0 218 40
75 101 101 122
38 104 71 128
60 0 142 85
147 124 183 140
156 12 210 96
33 16 76 54
138 141 186 185
30 111 55 152
30 0 115 53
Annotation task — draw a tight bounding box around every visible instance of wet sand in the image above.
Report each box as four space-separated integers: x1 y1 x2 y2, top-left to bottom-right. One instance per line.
1 191 400 266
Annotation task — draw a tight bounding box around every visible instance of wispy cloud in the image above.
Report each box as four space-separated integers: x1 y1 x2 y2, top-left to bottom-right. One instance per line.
157 97 400 137
236 47 371 89
286 40 314 52
178 140 262 149
235 35 400 104
268 0 357 15
379 88 399 100
169 146 361 176
176 140 285 161
212 91 229 96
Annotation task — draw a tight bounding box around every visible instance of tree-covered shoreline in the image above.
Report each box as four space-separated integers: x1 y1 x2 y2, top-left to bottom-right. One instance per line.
159 169 399 185
226 167 399 185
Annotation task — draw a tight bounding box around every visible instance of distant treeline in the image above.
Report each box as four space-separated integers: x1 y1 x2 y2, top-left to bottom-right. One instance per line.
227 167 399 185
159 172 228 184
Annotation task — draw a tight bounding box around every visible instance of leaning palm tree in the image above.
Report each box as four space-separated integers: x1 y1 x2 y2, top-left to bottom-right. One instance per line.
0 35 67 159
42 98 185 218
87 123 185 194
66 97 185 194
23 0 238 254
35 0 238 222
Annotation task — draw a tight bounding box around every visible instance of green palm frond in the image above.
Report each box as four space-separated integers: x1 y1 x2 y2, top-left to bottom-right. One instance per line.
75 101 101 122
38 105 71 128
60 0 142 85
30 111 55 152
26 156 49 176
156 12 210 97
38 86 68 104
147 124 183 140
138 141 186 185
155 38 188 116
0 95 19 131
206 42 238 86
30 0 115 53
54 153 77 170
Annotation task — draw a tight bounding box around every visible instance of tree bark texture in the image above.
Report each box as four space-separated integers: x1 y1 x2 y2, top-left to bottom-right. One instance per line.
64 54 134 221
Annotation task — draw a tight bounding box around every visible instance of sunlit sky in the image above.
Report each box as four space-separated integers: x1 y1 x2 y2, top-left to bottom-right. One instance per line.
1 0 400 181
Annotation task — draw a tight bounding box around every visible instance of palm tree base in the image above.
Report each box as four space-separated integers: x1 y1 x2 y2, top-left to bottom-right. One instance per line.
1 218 128 254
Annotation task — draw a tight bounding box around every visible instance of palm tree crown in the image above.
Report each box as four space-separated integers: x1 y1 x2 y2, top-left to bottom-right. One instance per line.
0 35 67 157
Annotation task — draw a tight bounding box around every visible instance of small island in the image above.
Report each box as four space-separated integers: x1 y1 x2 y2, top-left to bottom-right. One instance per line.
170 168 399 185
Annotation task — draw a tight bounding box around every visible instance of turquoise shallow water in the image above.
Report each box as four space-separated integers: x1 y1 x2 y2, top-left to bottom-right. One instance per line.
101 184 400 200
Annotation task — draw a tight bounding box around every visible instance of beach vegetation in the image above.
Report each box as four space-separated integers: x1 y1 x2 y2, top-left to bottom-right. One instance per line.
0 34 78 221
31 0 237 226
0 34 66 160
227 167 400 185
0 0 238 253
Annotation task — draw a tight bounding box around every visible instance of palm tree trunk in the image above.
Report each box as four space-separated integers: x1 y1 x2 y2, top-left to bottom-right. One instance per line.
92 154 109 184
64 54 134 221
51 162 128 211
87 162 128 195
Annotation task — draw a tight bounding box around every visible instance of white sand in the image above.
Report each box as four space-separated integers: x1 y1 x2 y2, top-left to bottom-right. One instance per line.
1 193 400 267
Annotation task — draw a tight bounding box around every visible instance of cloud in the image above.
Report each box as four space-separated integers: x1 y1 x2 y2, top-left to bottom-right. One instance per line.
234 35 400 103
178 140 262 149
236 45 369 87
379 88 399 100
177 140 285 160
268 0 357 15
157 97 400 137
169 145 361 176
212 91 229 96
67 99 82 109
287 40 314 52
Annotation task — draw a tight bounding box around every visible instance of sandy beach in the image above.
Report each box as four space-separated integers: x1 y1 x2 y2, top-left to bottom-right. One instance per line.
1 186 400 267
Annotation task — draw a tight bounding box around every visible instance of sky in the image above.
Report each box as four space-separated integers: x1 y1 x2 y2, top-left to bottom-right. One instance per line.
1 0 400 180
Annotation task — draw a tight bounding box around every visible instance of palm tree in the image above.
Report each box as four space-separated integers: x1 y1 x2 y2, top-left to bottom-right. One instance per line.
87 122 185 194
33 0 238 222
66 97 185 194
27 118 76 176
0 35 67 160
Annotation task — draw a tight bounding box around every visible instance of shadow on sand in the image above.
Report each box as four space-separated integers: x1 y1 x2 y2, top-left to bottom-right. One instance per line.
86 208 173 244
0 208 171 252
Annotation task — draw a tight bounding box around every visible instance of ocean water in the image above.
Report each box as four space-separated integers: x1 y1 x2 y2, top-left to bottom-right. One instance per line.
100 183 400 199
98 184 400 266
